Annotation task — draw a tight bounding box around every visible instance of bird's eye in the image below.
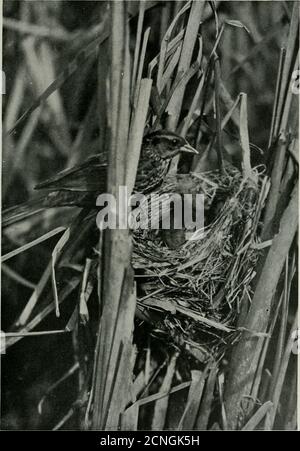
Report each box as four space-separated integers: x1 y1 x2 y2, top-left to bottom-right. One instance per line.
172 139 178 145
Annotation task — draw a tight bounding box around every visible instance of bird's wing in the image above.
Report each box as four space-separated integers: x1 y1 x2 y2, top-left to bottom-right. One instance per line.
35 154 107 192
135 158 167 192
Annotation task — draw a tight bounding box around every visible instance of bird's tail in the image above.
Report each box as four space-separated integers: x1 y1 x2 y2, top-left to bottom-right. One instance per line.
2 197 47 228
2 190 98 228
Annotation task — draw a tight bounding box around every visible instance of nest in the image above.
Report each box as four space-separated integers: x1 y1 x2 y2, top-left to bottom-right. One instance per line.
132 165 267 362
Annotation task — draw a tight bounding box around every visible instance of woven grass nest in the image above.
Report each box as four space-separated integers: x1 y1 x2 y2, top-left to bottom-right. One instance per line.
132 165 267 362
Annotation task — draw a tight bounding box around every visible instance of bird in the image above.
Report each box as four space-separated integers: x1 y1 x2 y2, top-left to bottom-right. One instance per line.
2 130 198 227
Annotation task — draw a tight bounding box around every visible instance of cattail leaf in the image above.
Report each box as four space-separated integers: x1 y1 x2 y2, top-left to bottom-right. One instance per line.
225 19 251 34
131 1 146 92
167 0 205 130
17 261 52 326
195 364 218 430
121 403 139 431
151 353 178 430
6 277 80 350
127 79 152 194
160 42 183 94
264 313 298 429
8 17 109 136
221 93 241 130
239 93 253 179
177 369 207 430
133 27 151 108
157 1 191 92
1 227 66 262
51 228 71 317
1 264 35 290
242 402 273 431
148 29 184 78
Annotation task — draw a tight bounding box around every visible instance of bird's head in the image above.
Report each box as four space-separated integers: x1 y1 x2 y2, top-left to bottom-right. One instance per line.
143 130 198 159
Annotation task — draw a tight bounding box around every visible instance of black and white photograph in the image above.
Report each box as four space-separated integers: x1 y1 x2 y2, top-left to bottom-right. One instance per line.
1 0 299 433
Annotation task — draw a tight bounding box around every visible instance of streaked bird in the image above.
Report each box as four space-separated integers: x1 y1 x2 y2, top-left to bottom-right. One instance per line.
2 130 197 227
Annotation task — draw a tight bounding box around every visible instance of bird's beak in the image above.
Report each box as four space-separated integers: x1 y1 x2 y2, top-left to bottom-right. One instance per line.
180 143 198 154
